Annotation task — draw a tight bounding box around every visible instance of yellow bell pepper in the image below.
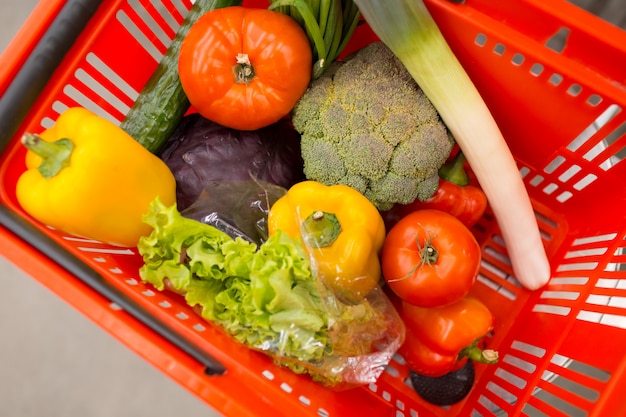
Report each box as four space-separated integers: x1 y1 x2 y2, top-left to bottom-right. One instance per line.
15 107 176 247
267 180 386 303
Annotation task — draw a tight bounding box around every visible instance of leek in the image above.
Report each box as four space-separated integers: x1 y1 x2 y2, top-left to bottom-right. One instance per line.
352 0 550 290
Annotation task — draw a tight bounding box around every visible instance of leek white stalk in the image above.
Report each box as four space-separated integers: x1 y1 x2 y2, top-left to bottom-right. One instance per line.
353 0 550 290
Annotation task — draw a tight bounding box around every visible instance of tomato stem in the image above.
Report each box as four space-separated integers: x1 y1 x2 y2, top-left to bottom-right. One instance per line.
233 53 255 84
387 227 438 283
419 237 438 264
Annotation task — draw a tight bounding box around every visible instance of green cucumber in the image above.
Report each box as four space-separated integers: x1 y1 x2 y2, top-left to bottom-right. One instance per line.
121 0 243 154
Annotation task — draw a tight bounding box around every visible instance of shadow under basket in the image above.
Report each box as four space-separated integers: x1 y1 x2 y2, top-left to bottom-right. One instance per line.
1 0 626 416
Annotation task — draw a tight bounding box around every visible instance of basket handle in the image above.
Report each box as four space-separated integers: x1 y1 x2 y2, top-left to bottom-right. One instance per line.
0 0 101 147
0 0 227 376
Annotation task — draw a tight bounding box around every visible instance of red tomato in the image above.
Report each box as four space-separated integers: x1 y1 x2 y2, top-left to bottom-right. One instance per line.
178 6 312 130
381 209 481 308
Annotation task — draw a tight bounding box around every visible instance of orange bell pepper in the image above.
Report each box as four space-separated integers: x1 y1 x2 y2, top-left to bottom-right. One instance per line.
398 296 498 377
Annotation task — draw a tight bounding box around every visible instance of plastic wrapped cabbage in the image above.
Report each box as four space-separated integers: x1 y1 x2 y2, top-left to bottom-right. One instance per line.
159 113 305 211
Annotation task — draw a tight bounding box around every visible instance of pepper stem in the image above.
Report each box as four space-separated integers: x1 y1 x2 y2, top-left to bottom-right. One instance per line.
438 150 470 186
302 211 342 248
233 53 256 85
21 133 74 179
460 342 499 365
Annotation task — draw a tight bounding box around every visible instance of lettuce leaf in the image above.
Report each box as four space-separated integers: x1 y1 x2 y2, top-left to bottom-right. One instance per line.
138 198 403 386
138 198 329 363
138 198 233 291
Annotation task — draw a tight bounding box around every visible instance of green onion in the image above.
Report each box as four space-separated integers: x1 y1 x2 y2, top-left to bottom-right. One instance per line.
352 0 550 290
269 0 361 78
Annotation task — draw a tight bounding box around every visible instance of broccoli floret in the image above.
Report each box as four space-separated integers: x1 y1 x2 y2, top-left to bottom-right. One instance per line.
292 42 454 211
339 133 394 181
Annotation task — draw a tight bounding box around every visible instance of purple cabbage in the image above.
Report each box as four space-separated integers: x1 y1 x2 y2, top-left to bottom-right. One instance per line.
160 113 305 210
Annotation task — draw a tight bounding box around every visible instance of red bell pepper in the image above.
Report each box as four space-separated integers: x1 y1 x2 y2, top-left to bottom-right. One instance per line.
398 296 498 377
384 150 487 229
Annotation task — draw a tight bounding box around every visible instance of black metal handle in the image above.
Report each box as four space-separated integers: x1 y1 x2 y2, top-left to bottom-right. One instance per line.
0 0 102 148
0 0 226 376
0 206 227 375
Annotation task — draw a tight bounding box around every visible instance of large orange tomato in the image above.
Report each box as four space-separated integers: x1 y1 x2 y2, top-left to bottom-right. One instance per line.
381 209 481 308
178 6 312 131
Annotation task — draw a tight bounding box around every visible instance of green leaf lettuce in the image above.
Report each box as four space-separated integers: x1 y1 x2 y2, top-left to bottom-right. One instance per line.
137 198 404 386
138 198 329 363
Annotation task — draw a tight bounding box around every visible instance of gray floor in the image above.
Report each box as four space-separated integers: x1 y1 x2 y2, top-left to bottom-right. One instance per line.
1 1 625 417
0 2 220 417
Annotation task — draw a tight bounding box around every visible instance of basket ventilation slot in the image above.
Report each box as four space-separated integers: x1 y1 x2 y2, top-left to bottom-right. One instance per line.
53 0 192 125
535 232 626 329
40 50 142 128
477 210 557 301
474 33 626 204
474 32 604 109
545 27 570 54
84 53 139 107
532 104 624 203
49 0 195 124
475 341 609 417
116 0 185 62
523 353 608 417
259 369 331 417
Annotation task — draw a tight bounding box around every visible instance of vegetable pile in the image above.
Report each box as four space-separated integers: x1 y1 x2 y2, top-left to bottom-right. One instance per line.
381 204 498 404
14 0 552 400
353 0 550 291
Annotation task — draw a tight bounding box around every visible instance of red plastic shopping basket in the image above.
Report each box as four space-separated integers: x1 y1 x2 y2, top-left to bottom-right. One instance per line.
1 0 626 416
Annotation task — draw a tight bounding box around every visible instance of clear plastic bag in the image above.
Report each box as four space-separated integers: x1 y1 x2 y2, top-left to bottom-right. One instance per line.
181 177 287 245
277 283 406 389
271 197 405 389
145 178 405 389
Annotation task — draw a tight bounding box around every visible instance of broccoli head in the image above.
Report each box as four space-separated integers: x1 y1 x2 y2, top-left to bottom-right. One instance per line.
292 42 454 211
